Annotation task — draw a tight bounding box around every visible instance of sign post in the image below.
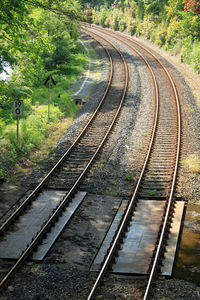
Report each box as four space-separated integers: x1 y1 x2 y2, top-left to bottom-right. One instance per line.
44 74 56 123
13 100 23 144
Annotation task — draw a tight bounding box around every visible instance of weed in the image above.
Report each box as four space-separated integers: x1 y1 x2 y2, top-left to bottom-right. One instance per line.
184 154 200 173
109 179 116 185
124 175 134 181
184 106 195 112
31 265 40 273
105 188 118 197
0 48 88 179
142 132 148 137
93 189 102 195
148 189 157 196
95 161 104 171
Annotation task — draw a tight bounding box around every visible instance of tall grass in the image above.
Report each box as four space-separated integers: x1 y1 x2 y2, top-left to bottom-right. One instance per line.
0 49 88 180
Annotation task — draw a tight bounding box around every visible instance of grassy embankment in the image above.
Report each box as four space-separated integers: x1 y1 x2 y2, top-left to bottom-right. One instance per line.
0 45 91 182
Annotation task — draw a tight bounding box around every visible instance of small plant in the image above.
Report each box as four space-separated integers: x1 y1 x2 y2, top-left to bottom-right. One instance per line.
184 106 194 111
148 189 157 196
109 179 116 185
184 154 200 173
0 169 4 179
31 265 40 273
105 188 118 197
95 161 104 171
124 175 134 182
137 146 143 151
142 132 148 137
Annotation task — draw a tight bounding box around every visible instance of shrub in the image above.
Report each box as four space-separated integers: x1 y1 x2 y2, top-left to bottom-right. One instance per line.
181 35 193 63
105 16 111 27
84 8 93 23
180 13 200 40
0 119 5 136
99 7 110 27
140 17 156 39
191 41 200 71
152 25 167 46
91 9 99 24
165 16 182 49
126 19 137 35
111 14 119 31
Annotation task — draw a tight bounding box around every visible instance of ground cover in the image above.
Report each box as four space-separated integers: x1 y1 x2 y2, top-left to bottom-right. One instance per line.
0 49 88 182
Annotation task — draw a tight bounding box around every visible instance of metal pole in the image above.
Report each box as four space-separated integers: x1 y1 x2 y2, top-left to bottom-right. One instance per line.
48 81 50 123
17 116 19 144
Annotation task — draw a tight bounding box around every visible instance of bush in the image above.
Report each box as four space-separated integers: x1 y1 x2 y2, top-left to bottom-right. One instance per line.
126 19 137 35
84 8 93 23
191 41 200 71
140 17 156 39
98 7 110 27
165 16 182 49
181 36 193 63
152 25 167 46
180 13 200 40
111 14 119 31
0 119 5 136
105 16 111 27
91 9 99 24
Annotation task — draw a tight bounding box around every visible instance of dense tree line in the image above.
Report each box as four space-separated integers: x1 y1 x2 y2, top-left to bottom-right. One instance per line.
83 0 200 72
0 0 82 73
0 0 84 107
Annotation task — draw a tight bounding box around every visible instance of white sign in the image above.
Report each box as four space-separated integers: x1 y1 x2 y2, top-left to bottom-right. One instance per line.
13 100 23 117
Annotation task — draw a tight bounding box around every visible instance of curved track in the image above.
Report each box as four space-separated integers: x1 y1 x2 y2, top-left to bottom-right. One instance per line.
84 24 181 300
0 31 129 289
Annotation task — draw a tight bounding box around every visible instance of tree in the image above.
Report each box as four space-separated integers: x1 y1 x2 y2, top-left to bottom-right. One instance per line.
184 0 200 14
0 0 82 73
143 0 168 15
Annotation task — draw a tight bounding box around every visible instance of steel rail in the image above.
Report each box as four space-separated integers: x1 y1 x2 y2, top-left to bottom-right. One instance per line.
85 24 181 300
103 27 181 300
0 30 129 290
86 25 159 300
0 33 114 236
142 45 181 300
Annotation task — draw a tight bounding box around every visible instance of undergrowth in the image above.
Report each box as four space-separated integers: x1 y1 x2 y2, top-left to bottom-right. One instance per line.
0 45 89 180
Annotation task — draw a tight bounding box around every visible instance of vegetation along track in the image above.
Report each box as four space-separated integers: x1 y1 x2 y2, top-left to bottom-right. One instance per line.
0 31 128 289
84 25 181 299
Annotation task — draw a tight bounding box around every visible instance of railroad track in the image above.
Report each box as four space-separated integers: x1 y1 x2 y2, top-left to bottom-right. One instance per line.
84 24 181 300
0 31 128 289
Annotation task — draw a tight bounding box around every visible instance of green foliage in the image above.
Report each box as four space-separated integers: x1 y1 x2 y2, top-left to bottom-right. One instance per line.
0 0 82 79
191 41 200 71
151 24 167 46
0 45 88 178
126 18 137 35
124 175 134 181
181 38 200 71
109 179 116 185
0 0 88 179
144 0 168 15
181 36 193 62
148 189 158 196
180 13 200 40
165 16 182 48
87 0 200 72
98 7 110 27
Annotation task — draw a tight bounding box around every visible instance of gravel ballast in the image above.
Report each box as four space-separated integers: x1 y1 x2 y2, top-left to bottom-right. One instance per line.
0 28 199 299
